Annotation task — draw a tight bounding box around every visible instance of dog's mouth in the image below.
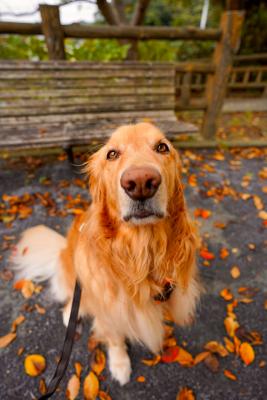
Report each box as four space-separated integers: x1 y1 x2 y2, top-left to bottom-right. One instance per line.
123 200 164 222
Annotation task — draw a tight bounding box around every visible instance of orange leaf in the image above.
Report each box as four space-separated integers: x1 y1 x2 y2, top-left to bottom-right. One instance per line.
224 369 237 381
24 354 46 377
200 249 215 260
161 346 179 363
194 351 210 365
175 347 194 367
98 391 112 400
224 316 239 337
142 354 161 366
13 279 27 290
204 341 228 357
176 387 195 400
74 362 83 378
136 375 146 382
83 371 99 400
35 304 46 314
0 332 16 348
91 348 106 376
239 342 255 366
66 374 80 400
220 248 229 259
223 337 235 353
11 315 25 332
220 288 233 301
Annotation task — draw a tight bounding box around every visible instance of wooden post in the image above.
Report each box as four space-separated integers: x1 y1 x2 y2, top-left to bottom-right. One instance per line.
39 4 65 60
202 9 244 139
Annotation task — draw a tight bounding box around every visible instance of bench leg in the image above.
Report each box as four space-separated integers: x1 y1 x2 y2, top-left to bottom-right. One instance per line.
63 145 74 165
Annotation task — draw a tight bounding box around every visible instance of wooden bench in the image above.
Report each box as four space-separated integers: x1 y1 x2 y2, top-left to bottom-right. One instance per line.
0 61 197 155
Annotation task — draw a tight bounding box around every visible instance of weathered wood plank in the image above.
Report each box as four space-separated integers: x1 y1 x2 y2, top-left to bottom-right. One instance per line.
40 4 65 60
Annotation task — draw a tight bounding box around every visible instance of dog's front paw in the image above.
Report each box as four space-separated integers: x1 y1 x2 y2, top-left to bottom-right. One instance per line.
108 345 132 385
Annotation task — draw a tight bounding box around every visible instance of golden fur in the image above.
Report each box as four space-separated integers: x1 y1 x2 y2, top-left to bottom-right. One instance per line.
13 123 201 385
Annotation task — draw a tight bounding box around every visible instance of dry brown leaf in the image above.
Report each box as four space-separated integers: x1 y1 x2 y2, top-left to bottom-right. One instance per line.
66 374 80 400
136 376 146 382
83 371 99 400
142 354 161 366
224 316 239 337
224 369 237 381
220 288 233 301
24 354 46 377
194 351 210 365
230 266 240 279
176 387 195 400
264 300 267 310
11 315 25 332
91 348 106 376
204 341 228 357
17 346 25 356
87 336 99 352
259 361 266 368
239 342 255 366
74 362 83 378
0 332 16 348
204 353 220 373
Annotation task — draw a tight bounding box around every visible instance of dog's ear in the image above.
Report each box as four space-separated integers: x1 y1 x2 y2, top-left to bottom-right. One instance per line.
168 152 199 290
85 150 105 204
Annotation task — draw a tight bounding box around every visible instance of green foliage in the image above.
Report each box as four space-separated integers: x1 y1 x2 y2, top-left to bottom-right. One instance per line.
65 39 130 61
0 35 48 60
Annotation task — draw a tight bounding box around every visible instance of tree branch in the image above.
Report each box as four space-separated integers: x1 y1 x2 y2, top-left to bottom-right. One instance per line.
96 0 120 25
131 0 151 26
112 0 127 24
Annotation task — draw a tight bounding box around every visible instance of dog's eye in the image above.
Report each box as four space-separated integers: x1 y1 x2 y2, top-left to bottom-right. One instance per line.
156 142 169 154
107 149 120 160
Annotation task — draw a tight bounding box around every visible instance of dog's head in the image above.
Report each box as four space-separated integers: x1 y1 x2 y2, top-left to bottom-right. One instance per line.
87 123 182 226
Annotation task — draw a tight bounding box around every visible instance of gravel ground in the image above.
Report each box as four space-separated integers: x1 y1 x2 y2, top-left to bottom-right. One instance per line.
0 147 266 400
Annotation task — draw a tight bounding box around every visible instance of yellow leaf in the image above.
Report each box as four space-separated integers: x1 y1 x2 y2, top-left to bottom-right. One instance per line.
175 347 194 367
223 337 235 353
11 315 25 332
142 354 161 366
83 371 99 400
258 210 267 220
230 266 240 279
0 332 16 348
176 387 195 400
194 351 210 365
224 369 237 381
224 316 239 337
21 280 35 299
91 348 106 376
24 354 46 377
253 195 263 210
66 374 80 400
239 342 255 366
204 341 228 357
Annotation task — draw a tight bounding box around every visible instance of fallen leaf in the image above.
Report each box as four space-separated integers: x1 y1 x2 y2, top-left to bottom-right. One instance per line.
239 342 255 366
259 361 266 368
253 195 263 210
87 336 99 352
223 337 235 353
176 387 195 400
0 332 16 348
74 362 83 378
91 348 106 376
163 337 177 348
200 249 215 260
204 341 228 357
214 221 226 229
11 315 25 332
98 391 112 400
220 288 233 301
204 353 220 373
35 304 46 314
39 378 47 395
83 371 99 400
175 347 194 367
194 351 210 365
230 266 240 279
264 300 267 310
142 354 161 366
224 316 239 337
66 374 80 400
136 376 146 382
220 248 229 259
24 354 46 377
258 210 267 220
161 346 180 363
17 346 25 356
224 369 237 381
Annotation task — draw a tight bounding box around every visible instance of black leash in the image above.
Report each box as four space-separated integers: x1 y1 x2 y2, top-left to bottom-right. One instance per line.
38 280 81 400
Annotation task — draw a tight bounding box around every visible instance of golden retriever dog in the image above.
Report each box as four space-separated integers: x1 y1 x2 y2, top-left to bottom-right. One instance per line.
13 122 200 385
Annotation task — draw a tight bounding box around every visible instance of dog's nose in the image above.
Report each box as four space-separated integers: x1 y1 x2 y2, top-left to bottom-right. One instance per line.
120 166 161 201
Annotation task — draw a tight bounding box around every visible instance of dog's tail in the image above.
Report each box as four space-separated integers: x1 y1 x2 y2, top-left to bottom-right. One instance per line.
12 225 68 303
